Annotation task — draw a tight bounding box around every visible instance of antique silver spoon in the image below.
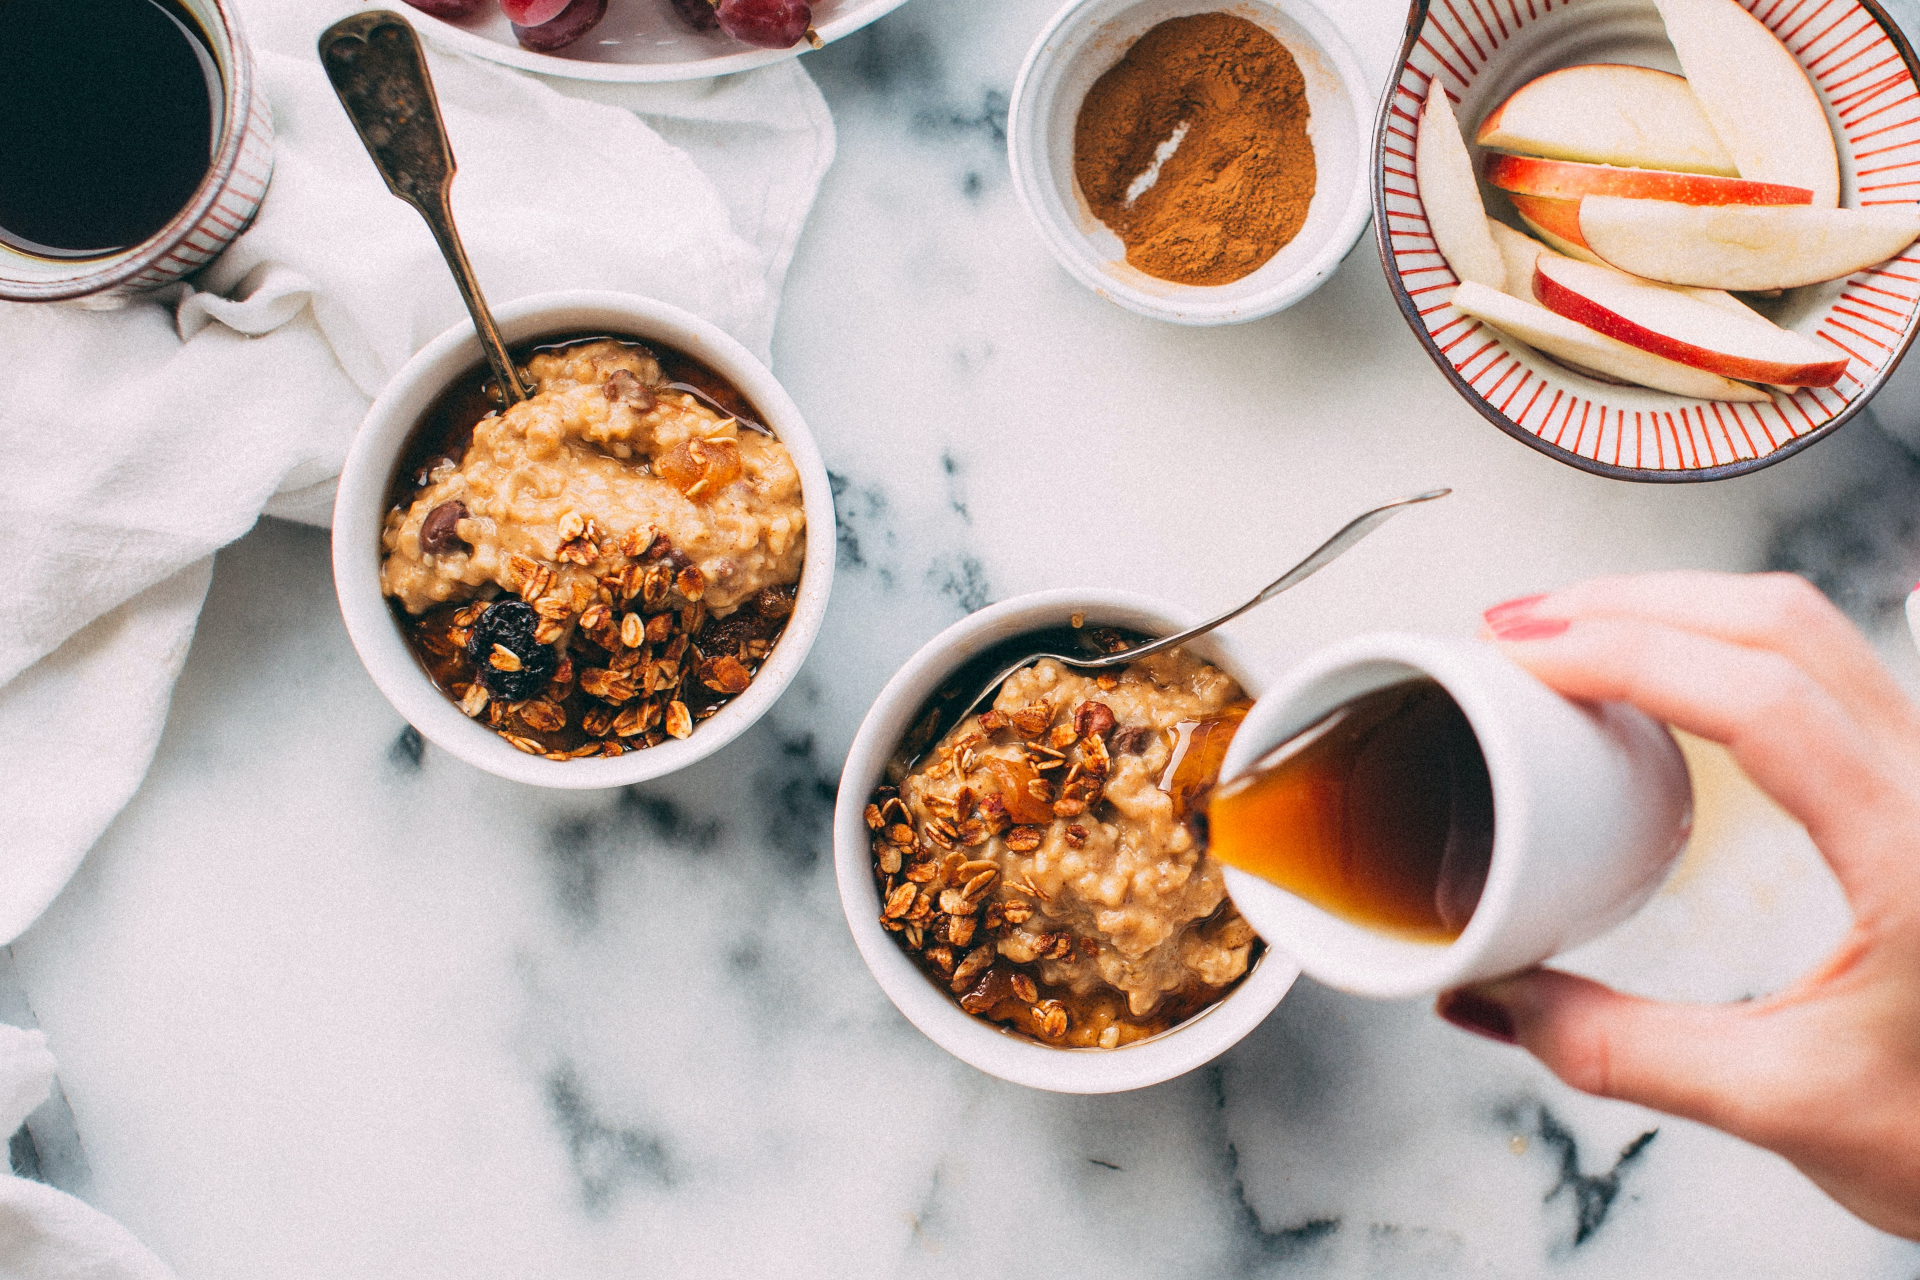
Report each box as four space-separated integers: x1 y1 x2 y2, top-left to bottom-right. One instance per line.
892 488 1451 772
318 11 532 404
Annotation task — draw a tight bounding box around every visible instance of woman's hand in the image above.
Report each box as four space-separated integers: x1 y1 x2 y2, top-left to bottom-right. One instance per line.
1436 571 1920 1241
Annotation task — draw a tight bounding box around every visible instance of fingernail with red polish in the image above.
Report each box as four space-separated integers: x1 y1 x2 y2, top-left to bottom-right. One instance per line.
1487 615 1570 642
1483 593 1546 626
1437 988 1517 1045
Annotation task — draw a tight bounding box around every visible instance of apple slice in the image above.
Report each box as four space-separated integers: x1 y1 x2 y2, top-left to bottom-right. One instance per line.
1533 254 1846 385
1487 219 1550 301
1506 193 1603 260
1485 154 1810 206
1452 281 1770 400
1475 64 1737 176
1418 81 1504 290
1578 197 1920 289
1653 0 1839 208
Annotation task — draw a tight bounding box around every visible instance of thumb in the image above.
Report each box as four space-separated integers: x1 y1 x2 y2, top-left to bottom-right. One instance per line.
1437 970 1776 1134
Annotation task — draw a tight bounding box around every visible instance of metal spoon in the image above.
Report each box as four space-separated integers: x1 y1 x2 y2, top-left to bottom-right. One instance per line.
889 488 1451 775
318 12 532 405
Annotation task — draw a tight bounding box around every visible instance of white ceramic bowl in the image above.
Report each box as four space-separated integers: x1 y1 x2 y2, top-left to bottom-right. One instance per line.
332 290 834 789
833 588 1300 1093
1006 0 1373 325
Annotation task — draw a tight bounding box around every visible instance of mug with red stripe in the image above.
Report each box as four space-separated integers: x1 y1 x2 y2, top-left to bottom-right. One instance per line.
0 0 273 306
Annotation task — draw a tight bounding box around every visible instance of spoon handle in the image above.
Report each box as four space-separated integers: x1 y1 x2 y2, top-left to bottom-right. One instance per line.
318 12 529 405
1090 488 1453 666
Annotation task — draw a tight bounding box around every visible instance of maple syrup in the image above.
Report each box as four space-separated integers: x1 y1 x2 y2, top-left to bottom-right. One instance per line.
1207 679 1495 943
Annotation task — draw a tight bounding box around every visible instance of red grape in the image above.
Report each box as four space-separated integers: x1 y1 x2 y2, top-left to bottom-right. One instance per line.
401 0 486 16
714 0 812 48
511 0 607 50
499 0 571 24
668 0 720 32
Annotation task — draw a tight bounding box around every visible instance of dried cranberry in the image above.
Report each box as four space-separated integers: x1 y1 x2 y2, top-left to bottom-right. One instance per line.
420 501 469 556
464 600 557 701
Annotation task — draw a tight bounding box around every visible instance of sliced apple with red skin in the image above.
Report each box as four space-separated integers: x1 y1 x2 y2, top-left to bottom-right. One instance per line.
1418 81 1504 290
1487 219 1550 301
1486 155 1810 207
1475 63 1737 176
1533 255 1846 386
1452 282 1770 401
1506 193 1602 259
1576 197 1920 291
1653 0 1838 209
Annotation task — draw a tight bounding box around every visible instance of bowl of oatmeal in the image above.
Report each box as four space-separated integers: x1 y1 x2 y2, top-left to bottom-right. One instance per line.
834 588 1300 1093
333 291 833 787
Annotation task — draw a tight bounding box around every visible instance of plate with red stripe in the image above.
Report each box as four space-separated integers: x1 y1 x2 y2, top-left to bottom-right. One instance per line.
1374 0 1920 481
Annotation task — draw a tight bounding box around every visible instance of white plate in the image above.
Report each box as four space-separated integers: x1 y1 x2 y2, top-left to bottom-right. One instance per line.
402 0 913 83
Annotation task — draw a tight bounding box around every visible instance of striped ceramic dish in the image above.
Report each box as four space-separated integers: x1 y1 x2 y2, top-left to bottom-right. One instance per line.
0 0 273 306
1375 0 1920 481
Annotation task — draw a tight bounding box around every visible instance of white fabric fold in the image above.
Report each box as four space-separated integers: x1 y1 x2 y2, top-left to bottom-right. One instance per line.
0 1026 178 1280
0 0 835 948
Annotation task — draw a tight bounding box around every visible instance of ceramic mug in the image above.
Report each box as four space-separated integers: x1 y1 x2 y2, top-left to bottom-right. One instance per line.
0 0 274 305
1216 633 1693 1000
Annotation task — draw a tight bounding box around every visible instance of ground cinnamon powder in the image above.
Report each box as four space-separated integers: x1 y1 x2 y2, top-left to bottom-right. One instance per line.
1073 12 1316 288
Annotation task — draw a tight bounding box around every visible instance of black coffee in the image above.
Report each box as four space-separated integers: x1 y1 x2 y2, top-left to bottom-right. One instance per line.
0 0 219 258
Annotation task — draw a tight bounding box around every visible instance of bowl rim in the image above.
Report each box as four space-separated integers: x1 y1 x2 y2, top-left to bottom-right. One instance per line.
1369 0 1920 483
832 586 1301 1093
0 0 257 301
330 289 834 790
403 0 912 84
1006 0 1376 326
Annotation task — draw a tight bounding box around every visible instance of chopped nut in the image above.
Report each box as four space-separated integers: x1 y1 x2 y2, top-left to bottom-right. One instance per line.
1095 673 1119 692
557 536 598 566
1064 823 1089 847
698 654 753 695
645 612 674 644
925 944 955 975
978 710 1009 733
1004 826 1044 853
557 511 586 541
1009 703 1054 739
1001 900 1034 925
489 644 523 673
665 700 693 739
979 796 1012 835
1073 701 1117 739
1046 723 1079 751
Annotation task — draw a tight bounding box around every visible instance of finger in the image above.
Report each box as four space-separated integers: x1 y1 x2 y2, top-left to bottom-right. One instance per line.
1492 616 1912 905
1490 571 1920 764
1438 970 1783 1138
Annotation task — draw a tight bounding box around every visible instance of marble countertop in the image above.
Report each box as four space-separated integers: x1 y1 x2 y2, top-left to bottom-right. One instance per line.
11 1 1920 1276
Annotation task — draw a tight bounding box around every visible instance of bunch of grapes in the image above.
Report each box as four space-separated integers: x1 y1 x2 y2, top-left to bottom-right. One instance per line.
403 0 820 53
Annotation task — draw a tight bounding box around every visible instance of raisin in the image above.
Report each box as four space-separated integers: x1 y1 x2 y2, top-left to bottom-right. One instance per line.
419 501 469 556
753 584 796 619
465 600 557 701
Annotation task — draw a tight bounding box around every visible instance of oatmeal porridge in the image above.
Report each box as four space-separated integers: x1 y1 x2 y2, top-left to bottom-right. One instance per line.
867 640 1261 1048
380 336 806 759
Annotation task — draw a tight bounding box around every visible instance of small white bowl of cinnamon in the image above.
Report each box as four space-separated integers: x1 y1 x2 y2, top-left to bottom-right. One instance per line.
1008 0 1372 325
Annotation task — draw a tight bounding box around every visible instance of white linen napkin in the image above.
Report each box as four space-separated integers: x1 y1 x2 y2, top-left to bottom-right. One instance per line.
0 0 837 947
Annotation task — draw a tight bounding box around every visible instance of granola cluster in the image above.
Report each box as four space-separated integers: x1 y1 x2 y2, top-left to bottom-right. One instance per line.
871 648 1261 1050
410 531 795 760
